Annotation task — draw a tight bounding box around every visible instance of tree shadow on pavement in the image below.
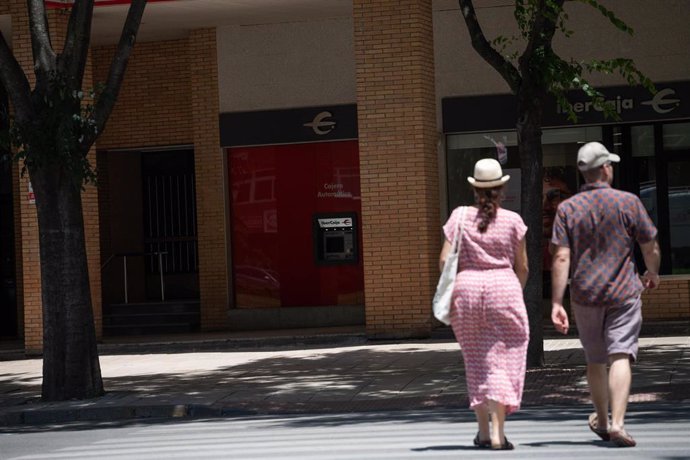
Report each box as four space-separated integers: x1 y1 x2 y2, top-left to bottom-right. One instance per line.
1 341 687 432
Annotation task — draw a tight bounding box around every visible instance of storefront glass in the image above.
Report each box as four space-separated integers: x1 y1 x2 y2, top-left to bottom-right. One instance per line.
443 81 690 281
228 140 364 308
446 126 602 275
667 157 690 273
632 125 657 226
664 121 690 151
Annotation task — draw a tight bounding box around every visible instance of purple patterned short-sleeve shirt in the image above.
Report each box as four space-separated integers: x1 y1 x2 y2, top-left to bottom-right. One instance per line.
551 182 657 307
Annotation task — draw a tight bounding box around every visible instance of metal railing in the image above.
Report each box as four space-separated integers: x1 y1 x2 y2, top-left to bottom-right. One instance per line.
101 251 168 304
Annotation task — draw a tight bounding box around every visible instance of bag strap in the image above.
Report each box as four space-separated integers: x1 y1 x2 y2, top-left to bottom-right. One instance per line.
453 206 467 255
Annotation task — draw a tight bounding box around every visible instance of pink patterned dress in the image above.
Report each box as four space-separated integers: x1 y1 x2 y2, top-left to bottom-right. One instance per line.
443 206 529 415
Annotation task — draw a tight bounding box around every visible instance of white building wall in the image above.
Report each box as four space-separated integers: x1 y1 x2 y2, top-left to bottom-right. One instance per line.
433 0 690 105
216 18 356 113
215 1 689 119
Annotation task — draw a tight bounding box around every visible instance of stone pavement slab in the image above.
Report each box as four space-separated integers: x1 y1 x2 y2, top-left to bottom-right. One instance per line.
0 336 688 427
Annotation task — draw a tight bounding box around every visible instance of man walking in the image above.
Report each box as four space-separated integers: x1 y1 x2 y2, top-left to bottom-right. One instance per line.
550 141 661 448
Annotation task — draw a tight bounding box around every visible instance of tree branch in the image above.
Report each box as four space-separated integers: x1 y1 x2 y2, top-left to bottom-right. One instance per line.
521 0 565 64
457 0 521 93
83 0 146 150
0 31 34 124
27 0 57 87
516 0 565 95
59 0 95 91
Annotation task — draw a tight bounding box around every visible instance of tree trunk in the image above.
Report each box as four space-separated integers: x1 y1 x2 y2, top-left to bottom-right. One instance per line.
517 91 545 368
31 162 103 401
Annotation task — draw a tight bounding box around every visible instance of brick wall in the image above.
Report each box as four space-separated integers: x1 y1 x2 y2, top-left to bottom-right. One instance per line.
642 278 690 320
354 0 440 338
93 30 227 329
92 39 192 150
11 0 43 353
189 28 229 330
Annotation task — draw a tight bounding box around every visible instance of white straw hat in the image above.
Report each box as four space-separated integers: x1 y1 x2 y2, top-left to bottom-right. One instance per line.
467 158 510 188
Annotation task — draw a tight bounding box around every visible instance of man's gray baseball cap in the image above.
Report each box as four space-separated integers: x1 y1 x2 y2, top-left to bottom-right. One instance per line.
577 142 621 171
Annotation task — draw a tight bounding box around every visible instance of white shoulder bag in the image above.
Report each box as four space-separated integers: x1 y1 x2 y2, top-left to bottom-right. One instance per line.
432 206 466 325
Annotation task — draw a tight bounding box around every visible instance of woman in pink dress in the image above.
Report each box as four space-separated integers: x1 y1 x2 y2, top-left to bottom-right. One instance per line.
439 158 529 450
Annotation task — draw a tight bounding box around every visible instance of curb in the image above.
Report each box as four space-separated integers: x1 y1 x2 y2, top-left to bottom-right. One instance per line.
3 384 689 428
2 320 685 359
4 395 688 429
0 403 261 427
98 332 368 355
0 404 183 427
0 332 368 361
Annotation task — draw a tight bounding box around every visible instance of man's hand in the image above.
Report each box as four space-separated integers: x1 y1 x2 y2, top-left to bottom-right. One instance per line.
641 270 660 290
551 303 569 335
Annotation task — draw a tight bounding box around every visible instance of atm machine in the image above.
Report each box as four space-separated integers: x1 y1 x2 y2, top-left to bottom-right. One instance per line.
313 213 358 265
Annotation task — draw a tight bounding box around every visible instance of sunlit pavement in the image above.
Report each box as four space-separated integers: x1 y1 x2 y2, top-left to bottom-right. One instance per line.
2 404 690 459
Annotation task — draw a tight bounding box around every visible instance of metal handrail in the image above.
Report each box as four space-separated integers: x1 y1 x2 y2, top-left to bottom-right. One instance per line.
101 251 168 304
100 253 116 271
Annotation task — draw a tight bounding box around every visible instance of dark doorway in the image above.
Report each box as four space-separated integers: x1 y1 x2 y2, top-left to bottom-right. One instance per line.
100 148 200 336
0 84 18 338
141 150 199 300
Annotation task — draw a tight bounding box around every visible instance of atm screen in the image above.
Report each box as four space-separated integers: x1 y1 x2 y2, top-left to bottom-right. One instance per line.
325 234 345 253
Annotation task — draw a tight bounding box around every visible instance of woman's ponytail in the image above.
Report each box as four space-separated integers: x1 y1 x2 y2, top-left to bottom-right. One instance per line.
475 187 501 233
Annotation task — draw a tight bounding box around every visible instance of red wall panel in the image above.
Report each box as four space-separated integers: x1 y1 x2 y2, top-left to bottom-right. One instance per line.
228 141 363 308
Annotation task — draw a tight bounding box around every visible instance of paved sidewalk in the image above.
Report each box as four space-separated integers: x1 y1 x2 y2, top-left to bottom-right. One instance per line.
0 335 688 427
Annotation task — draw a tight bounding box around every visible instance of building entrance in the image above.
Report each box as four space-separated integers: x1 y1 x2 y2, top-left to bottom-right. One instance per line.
99 148 200 335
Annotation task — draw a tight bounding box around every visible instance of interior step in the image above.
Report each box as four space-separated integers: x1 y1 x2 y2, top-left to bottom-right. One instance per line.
103 301 200 336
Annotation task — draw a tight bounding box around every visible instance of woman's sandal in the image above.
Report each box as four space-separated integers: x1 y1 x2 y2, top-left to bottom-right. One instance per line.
588 412 610 441
473 432 491 448
491 437 514 450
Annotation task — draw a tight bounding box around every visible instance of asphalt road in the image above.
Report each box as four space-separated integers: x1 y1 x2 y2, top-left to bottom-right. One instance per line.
1 404 689 459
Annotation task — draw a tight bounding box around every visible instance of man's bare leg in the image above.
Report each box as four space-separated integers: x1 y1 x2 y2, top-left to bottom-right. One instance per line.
587 363 609 430
608 353 632 432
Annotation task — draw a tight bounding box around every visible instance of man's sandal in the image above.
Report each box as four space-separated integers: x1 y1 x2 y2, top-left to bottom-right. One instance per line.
588 412 610 441
609 429 636 447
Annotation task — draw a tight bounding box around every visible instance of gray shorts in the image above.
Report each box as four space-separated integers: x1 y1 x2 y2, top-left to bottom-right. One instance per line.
573 295 643 364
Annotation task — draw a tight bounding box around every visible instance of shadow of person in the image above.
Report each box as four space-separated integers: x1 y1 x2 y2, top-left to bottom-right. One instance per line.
521 440 606 448
411 445 498 451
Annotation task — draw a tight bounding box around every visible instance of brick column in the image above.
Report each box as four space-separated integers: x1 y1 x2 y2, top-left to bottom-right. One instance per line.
10 2 102 352
11 0 42 353
189 28 229 330
353 0 440 338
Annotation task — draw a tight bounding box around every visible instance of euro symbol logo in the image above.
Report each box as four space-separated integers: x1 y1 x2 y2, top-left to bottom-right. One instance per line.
304 111 336 135
641 88 681 114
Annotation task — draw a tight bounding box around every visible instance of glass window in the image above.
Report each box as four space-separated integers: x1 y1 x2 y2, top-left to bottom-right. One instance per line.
228 141 364 308
667 159 690 274
629 124 658 230
632 125 654 157
663 122 690 151
446 126 602 281
446 130 519 212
